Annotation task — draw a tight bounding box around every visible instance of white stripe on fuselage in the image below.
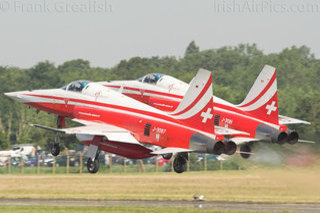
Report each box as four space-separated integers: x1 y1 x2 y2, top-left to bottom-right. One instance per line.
215 107 279 129
106 84 280 129
22 93 217 140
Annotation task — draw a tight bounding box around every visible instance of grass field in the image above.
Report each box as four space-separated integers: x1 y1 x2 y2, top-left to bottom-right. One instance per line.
0 206 293 213
0 166 319 203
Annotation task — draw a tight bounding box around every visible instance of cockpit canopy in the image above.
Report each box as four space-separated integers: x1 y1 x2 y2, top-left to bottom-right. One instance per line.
61 80 91 92
137 73 164 84
136 73 189 94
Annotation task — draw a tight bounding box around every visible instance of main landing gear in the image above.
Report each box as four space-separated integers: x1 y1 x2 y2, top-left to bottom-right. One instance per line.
240 143 252 159
85 136 103 174
87 150 100 174
173 153 188 173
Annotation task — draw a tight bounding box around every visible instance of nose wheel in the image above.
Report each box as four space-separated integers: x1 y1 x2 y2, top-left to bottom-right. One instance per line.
51 133 61 156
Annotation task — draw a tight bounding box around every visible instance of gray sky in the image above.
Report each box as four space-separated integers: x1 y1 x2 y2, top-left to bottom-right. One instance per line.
1 0 319 68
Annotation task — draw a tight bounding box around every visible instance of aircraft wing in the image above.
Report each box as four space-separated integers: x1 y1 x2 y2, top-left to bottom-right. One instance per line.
214 126 250 136
31 121 140 145
279 115 311 125
230 137 260 145
151 147 192 155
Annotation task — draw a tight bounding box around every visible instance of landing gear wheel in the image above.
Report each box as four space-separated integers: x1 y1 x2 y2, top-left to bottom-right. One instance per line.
87 158 99 173
240 144 252 159
173 155 187 173
51 143 60 156
162 153 172 160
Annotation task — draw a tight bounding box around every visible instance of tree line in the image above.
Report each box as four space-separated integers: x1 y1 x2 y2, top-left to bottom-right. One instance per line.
0 42 319 150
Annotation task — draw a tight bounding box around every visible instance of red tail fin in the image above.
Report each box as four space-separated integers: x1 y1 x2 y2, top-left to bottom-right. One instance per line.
238 65 279 124
170 69 214 134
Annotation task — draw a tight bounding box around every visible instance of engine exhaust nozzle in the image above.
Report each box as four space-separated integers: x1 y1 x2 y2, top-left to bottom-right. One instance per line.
287 130 299 145
189 133 225 155
223 141 237 155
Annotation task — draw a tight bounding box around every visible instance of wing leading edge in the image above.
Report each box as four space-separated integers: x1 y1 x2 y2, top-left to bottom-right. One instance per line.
30 122 140 145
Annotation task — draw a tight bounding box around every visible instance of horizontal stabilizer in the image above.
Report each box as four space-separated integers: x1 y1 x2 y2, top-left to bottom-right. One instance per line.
151 147 192 155
236 150 254 155
214 126 250 136
298 139 315 144
279 115 311 125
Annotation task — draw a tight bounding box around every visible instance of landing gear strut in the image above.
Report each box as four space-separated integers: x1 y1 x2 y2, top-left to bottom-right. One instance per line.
51 133 60 156
51 116 65 156
87 150 100 174
173 153 188 173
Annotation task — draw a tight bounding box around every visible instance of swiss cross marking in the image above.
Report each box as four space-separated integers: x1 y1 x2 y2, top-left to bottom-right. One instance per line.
266 101 277 115
201 108 213 123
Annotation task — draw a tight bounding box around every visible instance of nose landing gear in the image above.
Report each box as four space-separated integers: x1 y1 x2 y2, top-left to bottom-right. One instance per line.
51 133 61 156
50 116 65 156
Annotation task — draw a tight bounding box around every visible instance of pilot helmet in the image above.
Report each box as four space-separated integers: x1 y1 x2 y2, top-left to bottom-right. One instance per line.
81 81 87 88
155 73 162 81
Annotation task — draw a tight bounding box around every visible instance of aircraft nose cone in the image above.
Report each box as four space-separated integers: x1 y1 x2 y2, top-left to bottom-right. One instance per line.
4 91 25 102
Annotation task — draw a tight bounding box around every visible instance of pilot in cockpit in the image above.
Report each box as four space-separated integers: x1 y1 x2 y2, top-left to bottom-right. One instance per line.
141 73 163 84
61 80 91 92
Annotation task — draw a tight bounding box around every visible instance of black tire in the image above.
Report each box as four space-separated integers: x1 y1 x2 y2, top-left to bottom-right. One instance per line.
87 158 99 173
240 144 251 159
51 144 60 156
173 156 187 173
162 153 173 160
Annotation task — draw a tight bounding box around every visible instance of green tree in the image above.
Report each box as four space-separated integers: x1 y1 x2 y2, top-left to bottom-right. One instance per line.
185 41 199 56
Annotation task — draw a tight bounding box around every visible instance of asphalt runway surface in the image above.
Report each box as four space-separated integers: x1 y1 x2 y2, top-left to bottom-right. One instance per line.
0 199 320 212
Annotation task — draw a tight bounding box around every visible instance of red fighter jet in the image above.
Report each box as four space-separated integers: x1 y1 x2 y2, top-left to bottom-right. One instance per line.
100 65 313 159
5 69 237 174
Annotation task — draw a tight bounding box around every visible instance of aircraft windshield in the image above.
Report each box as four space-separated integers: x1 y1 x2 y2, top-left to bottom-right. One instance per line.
138 73 164 84
61 80 91 92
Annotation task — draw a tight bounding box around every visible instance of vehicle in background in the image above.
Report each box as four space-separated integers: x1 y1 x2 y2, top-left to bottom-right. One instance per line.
47 155 83 167
12 144 36 156
0 144 36 165
40 155 54 166
25 155 39 167
8 156 29 166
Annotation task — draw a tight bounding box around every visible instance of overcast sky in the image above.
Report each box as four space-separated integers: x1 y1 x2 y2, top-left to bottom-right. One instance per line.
1 0 319 68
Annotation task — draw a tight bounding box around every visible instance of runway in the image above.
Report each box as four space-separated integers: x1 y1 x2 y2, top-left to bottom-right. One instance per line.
0 199 320 212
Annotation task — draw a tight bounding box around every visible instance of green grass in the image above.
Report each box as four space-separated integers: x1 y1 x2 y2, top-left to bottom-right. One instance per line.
0 206 293 213
0 166 319 203
0 164 168 174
